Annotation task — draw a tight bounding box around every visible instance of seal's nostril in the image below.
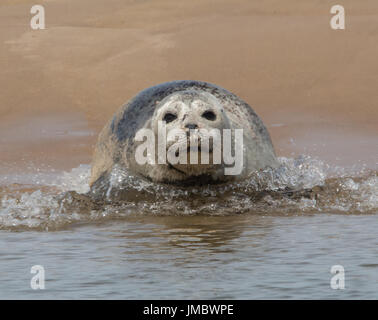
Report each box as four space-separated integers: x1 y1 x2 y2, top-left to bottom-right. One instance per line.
185 123 198 130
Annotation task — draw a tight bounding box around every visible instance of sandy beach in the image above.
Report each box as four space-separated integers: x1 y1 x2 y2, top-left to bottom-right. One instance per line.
1 0 377 173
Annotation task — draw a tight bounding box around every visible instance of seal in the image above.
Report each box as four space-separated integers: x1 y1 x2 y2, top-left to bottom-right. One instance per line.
89 80 277 188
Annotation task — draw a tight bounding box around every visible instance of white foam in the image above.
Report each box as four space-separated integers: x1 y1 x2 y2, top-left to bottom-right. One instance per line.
0 157 377 231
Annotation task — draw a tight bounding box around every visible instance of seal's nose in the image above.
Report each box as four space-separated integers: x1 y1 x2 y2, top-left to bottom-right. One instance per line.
185 123 198 130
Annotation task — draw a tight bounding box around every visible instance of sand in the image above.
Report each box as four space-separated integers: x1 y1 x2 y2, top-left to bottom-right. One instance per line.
1 0 377 173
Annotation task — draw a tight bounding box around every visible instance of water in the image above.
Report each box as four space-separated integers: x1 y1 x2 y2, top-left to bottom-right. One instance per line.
1 215 378 299
0 156 377 299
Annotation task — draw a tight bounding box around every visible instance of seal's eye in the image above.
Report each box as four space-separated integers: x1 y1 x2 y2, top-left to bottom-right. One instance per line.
163 113 177 123
202 111 216 121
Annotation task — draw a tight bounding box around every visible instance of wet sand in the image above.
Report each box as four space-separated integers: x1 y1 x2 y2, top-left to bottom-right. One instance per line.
1 0 377 174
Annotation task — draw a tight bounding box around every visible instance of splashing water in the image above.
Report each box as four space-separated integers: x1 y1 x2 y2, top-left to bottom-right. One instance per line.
0 156 377 231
